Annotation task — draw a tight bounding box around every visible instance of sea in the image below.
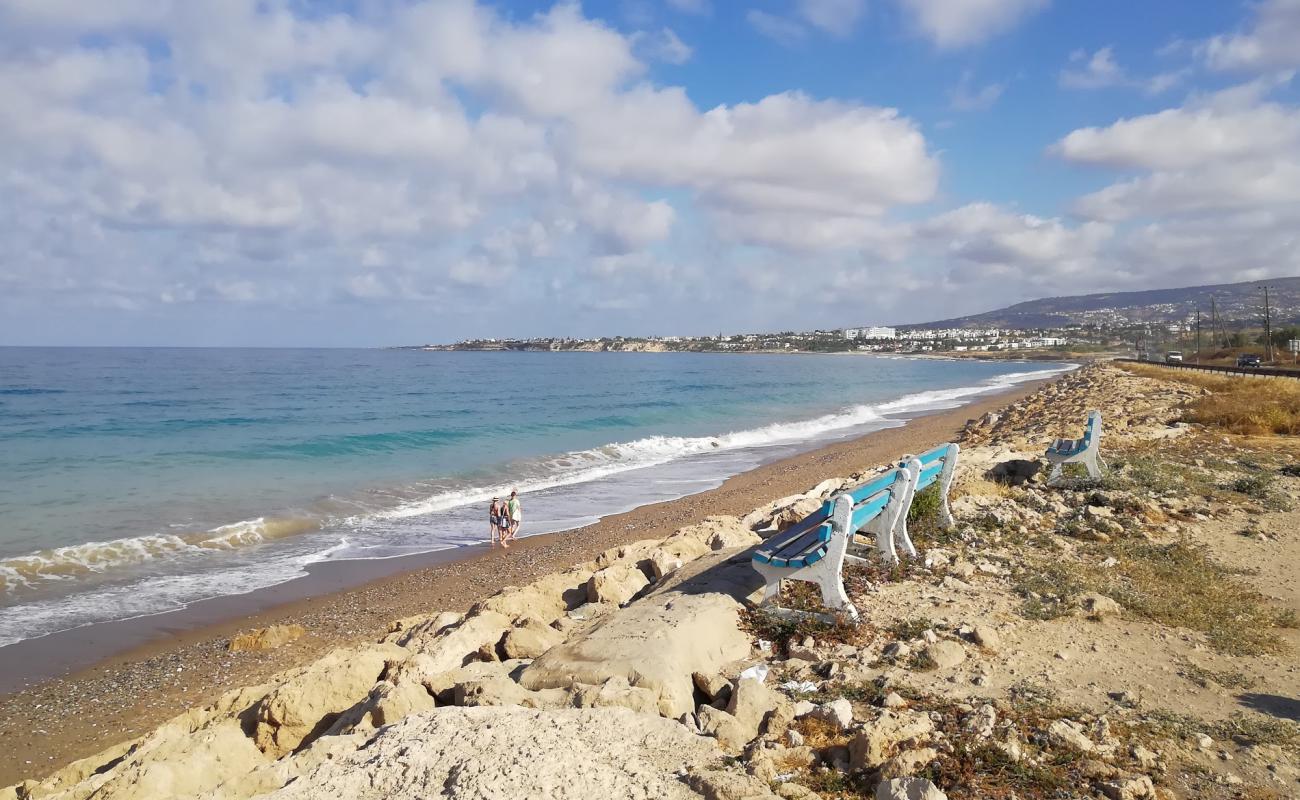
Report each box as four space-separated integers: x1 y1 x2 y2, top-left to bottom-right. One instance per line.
0 347 1073 648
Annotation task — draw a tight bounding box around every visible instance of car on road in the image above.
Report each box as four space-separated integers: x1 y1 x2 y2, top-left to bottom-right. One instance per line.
1236 353 1262 368
1165 351 1183 363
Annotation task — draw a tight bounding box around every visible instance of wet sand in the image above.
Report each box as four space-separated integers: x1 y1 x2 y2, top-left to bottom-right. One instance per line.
0 378 1054 786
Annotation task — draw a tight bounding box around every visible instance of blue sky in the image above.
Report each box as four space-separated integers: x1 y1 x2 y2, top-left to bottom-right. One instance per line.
0 0 1297 346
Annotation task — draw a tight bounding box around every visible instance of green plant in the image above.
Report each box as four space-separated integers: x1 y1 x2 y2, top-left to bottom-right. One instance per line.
908 484 942 523
1231 473 1274 499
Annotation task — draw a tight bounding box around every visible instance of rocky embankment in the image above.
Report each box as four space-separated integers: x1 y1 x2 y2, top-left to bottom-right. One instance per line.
7 364 1298 800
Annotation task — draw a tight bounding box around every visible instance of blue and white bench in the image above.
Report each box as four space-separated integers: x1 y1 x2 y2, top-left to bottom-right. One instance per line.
1045 410 1104 485
750 443 960 622
899 442 961 538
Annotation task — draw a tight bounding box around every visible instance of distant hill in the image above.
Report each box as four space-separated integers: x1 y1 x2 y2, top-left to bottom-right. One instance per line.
901 277 1300 330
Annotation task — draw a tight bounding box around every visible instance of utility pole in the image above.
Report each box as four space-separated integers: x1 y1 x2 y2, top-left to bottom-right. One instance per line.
1195 310 1201 364
1263 285 1274 363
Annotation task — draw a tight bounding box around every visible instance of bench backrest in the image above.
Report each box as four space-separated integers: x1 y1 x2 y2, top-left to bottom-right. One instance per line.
1082 410 1102 447
912 442 958 492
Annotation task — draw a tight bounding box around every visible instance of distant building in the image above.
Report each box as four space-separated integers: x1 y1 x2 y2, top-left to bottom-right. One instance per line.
844 326 897 340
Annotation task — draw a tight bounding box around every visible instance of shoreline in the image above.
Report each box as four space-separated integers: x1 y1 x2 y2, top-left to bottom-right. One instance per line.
0 377 1055 787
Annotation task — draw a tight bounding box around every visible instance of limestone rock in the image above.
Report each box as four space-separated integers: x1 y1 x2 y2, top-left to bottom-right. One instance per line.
571 676 661 715
920 640 966 670
849 710 935 771
1079 593 1123 619
228 624 305 653
875 777 948 800
686 767 783 800
727 678 784 740
1046 719 1095 754
878 748 938 780
698 706 752 755
649 549 686 581
252 643 407 758
806 698 853 732
1100 775 1157 800
971 625 1001 651
265 706 721 800
587 563 651 605
500 620 564 660
693 671 732 704
395 610 512 672
522 551 757 718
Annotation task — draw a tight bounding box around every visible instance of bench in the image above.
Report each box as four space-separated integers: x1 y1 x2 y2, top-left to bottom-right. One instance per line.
1045 410 1104 485
895 442 960 550
750 443 960 622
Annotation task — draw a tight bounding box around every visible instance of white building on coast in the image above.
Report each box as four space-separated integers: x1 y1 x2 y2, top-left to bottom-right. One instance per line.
844 326 897 340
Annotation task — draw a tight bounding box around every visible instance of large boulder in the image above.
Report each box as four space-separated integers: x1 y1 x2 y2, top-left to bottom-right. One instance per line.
394 610 512 671
252 643 407 758
471 568 595 624
262 706 720 800
587 563 651 605
500 620 564 659
522 551 758 718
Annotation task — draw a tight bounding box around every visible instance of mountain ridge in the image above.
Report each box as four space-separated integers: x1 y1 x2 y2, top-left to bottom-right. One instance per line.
898 276 1300 329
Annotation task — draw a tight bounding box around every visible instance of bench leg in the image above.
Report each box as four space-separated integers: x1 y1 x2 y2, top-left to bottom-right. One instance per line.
763 577 782 603
875 524 899 566
1085 451 1100 479
1046 461 1063 486
818 571 859 623
893 517 918 559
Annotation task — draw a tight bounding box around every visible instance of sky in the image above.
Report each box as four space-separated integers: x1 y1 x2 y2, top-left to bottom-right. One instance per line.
1 0 1298 347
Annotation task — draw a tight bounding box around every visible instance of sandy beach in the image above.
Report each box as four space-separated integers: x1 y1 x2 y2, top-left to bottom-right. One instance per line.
0 379 1051 788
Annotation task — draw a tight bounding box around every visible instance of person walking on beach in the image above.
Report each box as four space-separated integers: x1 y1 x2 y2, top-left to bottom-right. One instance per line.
506 490 522 542
489 497 507 548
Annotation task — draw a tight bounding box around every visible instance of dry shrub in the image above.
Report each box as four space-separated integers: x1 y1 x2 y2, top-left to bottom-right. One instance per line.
1117 363 1300 435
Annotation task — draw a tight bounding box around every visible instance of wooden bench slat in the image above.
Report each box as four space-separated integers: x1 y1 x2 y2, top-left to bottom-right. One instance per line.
844 469 900 505
849 490 890 530
916 462 943 490
919 443 949 464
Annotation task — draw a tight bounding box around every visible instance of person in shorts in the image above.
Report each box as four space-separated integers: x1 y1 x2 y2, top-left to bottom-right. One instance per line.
489 497 506 547
506 490 522 542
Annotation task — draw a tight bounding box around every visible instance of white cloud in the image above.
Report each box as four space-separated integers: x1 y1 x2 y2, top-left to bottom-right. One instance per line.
796 0 867 35
1051 95 1300 172
897 0 1047 49
637 27 693 64
1059 47 1185 94
666 0 711 13
0 0 947 340
949 70 1005 111
1202 0 1300 72
747 9 808 46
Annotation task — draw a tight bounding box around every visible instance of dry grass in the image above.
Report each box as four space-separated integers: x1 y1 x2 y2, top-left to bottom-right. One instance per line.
1117 363 1300 435
1013 539 1296 654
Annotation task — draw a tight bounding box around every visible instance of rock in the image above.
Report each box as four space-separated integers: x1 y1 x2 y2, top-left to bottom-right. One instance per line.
920 640 966 670
454 675 570 709
697 706 752 755
395 610 512 673
949 561 976 579
987 459 1042 486
874 777 948 800
325 677 436 735
686 767 783 800
883 642 911 660
776 783 822 800
849 710 935 771
228 624 306 653
793 700 817 718
1130 744 1159 770
571 676 661 715
1046 719 1095 754
881 692 908 709
1078 759 1117 779
648 550 685 581
727 678 785 740
785 729 805 747
806 698 853 732
1079 592 1123 619
971 625 1001 651
1100 775 1157 800
587 563 650 606
963 704 996 739
268 706 721 800
878 747 938 780
693 671 732 703
1193 732 1213 750
521 551 757 718
387 610 461 639
252 644 407 758
500 620 564 660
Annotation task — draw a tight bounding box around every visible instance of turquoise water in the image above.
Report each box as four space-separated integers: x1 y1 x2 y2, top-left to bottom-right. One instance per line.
0 348 1072 646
